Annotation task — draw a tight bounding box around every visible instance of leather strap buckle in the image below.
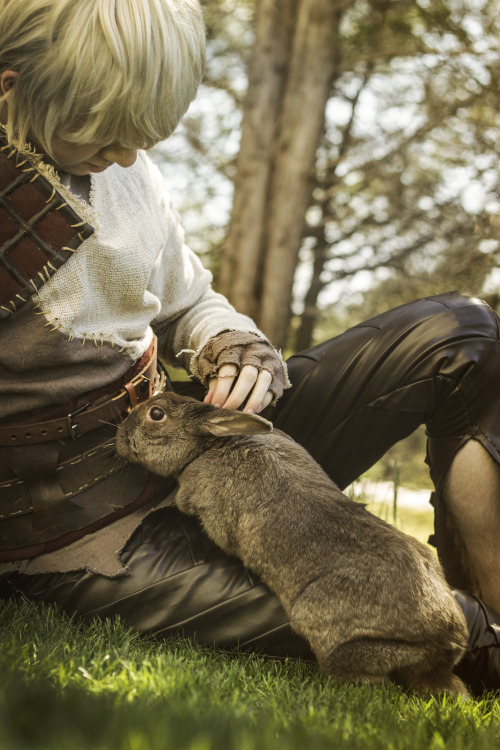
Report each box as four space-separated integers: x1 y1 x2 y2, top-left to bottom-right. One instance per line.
67 401 92 440
124 375 151 410
0 337 158 446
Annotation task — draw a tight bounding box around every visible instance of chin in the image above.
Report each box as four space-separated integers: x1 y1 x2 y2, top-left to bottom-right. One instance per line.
58 165 91 176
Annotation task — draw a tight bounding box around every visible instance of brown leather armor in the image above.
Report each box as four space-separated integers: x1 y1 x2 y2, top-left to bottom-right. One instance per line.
0 135 169 561
0 130 94 319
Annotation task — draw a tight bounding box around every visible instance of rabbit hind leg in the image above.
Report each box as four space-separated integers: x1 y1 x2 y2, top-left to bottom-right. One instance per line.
320 639 467 697
387 643 468 697
319 638 408 688
326 672 391 688
392 662 468 697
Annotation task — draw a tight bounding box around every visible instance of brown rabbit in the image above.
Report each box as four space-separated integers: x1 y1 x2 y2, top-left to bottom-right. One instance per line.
115 391 468 696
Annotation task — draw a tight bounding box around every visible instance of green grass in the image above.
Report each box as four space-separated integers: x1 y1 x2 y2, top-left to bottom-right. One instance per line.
0 505 498 750
1 593 500 750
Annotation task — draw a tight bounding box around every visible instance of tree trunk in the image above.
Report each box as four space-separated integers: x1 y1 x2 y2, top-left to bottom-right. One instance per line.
218 0 298 321
220 0 341 348
259 0 340 347
294 237 329 351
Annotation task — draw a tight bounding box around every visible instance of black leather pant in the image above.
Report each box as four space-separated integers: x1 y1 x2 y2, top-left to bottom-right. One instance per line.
3 292 500 692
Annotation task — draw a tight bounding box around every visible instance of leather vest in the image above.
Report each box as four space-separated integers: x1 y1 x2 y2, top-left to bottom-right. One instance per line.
0 131 94 318
0 134 170 561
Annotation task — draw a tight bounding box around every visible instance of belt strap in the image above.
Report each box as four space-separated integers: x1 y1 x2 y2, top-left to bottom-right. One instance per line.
0 340 158 446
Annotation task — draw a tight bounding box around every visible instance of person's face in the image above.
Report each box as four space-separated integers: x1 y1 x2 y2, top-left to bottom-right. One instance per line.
49 136 139 176
0 69 139 175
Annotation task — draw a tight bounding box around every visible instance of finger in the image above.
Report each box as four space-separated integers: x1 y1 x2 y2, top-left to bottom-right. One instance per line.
222 364 259 410
257 389 274 414
204 364 237 407
243 370 273 414
203 382 216 404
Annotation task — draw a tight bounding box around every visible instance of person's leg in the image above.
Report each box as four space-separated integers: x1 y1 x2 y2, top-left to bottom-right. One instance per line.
269 291 500 692
2 504 314 659
4 291 500 692
272 292 500 492
443 441 500 612
176 291 500 693
452 589 500 695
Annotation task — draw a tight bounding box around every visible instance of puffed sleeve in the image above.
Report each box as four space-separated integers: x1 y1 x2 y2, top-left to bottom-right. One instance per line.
142 154 276 376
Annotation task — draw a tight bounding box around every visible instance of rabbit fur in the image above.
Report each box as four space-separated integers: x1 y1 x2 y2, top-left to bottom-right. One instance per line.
115 391 468 696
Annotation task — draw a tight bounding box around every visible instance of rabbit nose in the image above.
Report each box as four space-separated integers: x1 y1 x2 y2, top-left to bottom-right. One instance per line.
149 406 166 421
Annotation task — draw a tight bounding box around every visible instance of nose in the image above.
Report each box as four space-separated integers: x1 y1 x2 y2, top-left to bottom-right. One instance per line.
100 146 138 168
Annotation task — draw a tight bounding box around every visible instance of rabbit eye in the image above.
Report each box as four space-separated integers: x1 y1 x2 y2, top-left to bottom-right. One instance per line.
149 406 166 422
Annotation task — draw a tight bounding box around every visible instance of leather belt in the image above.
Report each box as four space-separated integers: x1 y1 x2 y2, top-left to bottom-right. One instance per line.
0 339 159 446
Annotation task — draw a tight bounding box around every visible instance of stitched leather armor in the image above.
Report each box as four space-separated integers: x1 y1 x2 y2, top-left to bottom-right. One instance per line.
0 136 170 561
0 130 93 319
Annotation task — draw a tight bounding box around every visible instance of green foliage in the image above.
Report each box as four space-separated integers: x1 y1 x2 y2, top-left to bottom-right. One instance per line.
2 597 500 749
149 0 500 349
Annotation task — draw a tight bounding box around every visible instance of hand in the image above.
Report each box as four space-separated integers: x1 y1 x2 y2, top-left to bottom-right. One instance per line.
203 363 274 413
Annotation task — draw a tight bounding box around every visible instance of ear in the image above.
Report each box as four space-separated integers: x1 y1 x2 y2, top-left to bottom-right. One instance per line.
201 410 273 438
1 70 18 97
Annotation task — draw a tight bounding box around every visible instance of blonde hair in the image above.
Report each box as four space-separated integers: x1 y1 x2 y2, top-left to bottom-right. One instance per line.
0 0 205 155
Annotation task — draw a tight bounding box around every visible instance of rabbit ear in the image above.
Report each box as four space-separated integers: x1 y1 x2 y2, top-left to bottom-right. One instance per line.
201 410 273 437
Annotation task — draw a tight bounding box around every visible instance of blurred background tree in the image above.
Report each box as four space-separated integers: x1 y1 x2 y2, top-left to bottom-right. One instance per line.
153 0 500 348
151 0 500 488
